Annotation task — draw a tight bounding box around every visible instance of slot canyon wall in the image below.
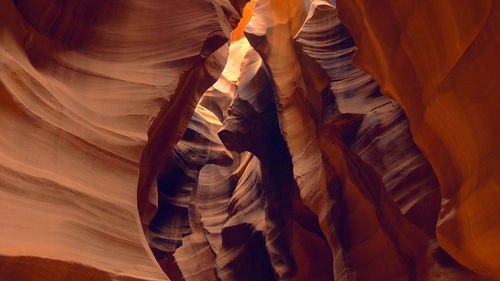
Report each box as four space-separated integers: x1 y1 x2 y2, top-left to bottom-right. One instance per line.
0 0 498 281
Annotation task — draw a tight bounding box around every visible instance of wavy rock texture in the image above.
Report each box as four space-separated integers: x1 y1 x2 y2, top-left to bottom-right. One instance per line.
0 0 498 280
244 0 494 280
152 37 333 281
336 0 500 279
217 40 332 281
0 0 245 280
294 0 441 238
243 1 430 280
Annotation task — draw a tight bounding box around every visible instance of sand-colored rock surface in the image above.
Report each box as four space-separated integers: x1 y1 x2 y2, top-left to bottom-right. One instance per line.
0 0 245 280
0 0 498 280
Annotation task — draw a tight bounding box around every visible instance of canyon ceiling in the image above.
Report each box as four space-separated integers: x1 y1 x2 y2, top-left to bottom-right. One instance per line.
0 0 498 281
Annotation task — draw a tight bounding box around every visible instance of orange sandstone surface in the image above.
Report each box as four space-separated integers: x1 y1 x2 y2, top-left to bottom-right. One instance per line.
0 0 498 281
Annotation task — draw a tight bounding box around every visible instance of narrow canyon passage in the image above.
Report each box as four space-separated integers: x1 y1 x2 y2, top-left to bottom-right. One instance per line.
0 0 498 281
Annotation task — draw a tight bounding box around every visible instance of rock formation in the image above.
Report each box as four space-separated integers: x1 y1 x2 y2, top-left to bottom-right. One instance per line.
0 0 498 281
0 0 245 279
336 0 500 279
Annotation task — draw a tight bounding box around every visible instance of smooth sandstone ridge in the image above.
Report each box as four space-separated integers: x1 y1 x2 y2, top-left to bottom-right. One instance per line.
0 0 246 280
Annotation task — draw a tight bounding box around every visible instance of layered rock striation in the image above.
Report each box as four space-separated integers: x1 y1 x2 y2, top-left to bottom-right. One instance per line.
0 0 498 281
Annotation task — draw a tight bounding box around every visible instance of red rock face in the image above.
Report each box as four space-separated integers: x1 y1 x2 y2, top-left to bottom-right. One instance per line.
336 0 500 279
0 0 498 281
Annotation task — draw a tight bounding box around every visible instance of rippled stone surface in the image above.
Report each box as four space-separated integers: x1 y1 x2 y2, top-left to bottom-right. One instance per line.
0 0 497 280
